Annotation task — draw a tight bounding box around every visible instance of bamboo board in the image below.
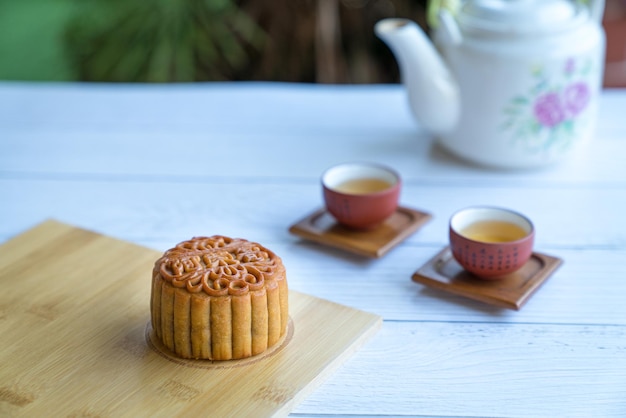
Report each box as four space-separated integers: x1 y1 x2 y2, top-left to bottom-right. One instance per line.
0 220 382 417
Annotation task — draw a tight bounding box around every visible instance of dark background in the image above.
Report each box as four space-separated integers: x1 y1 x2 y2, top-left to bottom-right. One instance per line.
0 0 428 83
0 0 624 85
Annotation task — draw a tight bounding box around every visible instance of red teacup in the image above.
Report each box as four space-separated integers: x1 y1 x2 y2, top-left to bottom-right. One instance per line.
449 206 535 279
322 162 400 230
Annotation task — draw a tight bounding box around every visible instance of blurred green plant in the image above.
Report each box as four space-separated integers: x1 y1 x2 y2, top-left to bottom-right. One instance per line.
65 0 265 82
0 0 429 83
0 0 78 80
426 0 459 28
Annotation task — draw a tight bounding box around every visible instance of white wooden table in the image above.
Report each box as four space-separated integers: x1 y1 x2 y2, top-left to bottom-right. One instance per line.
2 82 626 417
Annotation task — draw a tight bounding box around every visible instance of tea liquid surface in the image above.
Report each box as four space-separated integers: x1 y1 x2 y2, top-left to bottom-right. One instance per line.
460 220 528 243
333 178 392 194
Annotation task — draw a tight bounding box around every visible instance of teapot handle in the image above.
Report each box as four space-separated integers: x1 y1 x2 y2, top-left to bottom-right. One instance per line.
586 0 605 23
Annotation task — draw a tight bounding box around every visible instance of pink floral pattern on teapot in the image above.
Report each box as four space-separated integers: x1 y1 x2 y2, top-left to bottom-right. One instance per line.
502 57 593 153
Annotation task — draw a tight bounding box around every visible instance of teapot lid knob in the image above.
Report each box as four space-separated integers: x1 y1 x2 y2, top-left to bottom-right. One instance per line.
457 0 589 35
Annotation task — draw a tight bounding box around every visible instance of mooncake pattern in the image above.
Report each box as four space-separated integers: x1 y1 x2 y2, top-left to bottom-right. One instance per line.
151 236 288 360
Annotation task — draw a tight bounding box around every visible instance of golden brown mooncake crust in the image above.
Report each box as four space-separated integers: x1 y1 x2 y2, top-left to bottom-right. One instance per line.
150 235 288 360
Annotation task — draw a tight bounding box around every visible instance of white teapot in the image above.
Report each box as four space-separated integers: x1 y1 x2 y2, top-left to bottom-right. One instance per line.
375 0 606 169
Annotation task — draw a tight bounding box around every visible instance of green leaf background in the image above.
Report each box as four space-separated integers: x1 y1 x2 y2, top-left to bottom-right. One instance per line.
0 0 430 83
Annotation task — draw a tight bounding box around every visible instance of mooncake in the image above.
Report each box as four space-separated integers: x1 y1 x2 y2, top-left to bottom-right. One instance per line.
151 236 288 360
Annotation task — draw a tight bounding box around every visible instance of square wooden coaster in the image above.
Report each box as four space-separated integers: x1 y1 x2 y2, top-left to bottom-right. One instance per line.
411 246 563 310
289 206 432 258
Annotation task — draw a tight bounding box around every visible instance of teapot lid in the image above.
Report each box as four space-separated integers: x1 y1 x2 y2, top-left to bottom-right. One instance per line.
458 0 587 35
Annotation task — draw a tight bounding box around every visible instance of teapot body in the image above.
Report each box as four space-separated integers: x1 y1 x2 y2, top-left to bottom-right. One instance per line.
436 19 605 168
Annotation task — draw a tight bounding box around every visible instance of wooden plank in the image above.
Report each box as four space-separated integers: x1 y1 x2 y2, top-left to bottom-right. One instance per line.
3 175 626 323
2 180 626 250
294 320 626 417
3 85 626 185
0 220 381 417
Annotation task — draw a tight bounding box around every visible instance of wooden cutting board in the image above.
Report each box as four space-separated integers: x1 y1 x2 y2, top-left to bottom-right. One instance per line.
0 220 382 417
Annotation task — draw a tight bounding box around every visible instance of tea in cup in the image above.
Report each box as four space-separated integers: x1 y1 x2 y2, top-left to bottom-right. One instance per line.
449 206 534 279
322 162 400 229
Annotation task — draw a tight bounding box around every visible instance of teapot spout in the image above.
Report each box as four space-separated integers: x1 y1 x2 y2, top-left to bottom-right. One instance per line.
375 18 460 134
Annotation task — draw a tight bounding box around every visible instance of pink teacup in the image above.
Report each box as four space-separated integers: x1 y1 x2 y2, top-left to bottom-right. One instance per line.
322 162 400 230
449 206 535 279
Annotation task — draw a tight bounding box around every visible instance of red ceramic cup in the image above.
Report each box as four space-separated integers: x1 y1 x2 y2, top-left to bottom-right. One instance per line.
449 206 535 279
322 162 400 229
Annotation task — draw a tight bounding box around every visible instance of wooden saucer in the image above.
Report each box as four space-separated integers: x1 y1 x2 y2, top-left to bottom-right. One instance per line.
411 246 563 310
289 206 432 258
